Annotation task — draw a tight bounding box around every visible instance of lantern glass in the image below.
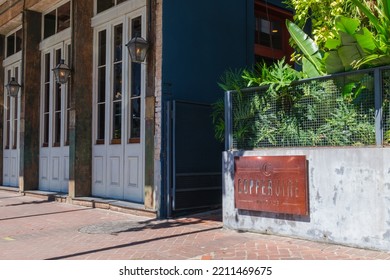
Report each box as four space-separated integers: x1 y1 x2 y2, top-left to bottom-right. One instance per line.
6 77 21 98
126 36 149 63
53 59 71 84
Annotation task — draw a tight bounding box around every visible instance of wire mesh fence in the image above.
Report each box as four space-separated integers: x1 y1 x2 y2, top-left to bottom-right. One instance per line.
226 67 390 150
382 68 390 145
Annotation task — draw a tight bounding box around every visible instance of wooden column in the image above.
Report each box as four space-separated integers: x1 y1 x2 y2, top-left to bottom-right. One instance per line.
19 10 41 191
0 35 4 186
144 0 157 209
68 0 93 197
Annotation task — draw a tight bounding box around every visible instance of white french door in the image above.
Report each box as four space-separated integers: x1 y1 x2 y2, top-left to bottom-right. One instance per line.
3 59 21 187
39 42 71 193
92 8 146 203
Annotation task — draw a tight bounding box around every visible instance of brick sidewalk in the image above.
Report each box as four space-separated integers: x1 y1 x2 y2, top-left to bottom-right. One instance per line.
1 189 389 260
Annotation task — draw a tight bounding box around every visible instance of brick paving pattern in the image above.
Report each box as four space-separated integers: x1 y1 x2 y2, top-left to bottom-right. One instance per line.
1 189 390 260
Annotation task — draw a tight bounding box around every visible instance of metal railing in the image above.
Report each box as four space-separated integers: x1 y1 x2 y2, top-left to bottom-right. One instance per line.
225 66 390 150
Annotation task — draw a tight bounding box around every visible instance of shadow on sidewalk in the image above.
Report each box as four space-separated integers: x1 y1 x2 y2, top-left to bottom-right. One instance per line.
0 208 92 221
46 224 223 260
1 199 55 207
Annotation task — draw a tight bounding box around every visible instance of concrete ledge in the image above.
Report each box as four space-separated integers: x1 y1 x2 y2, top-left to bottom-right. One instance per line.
21 190 157 218
71 197 156 218
0 186 19 192
23 190 62 201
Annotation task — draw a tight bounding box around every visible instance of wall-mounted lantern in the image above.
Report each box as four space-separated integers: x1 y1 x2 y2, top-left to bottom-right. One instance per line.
6 77 21 98
52 59 71 84
126 36 149 63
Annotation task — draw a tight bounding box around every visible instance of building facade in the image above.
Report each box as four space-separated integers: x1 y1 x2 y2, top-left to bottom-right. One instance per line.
0 0 292 217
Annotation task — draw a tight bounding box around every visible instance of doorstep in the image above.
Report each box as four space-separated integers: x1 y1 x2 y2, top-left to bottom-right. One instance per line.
21 190 156 218
0 186 19 192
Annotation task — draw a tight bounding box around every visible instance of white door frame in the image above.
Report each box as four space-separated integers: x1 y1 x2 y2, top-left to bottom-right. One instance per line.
3 53 22 187
39 38 71 193
92 4 146 203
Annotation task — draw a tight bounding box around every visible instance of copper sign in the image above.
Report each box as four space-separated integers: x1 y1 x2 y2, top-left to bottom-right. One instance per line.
234 156 308 215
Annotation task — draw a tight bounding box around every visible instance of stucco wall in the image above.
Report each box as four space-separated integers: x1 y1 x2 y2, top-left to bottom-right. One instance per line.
223 148 390 251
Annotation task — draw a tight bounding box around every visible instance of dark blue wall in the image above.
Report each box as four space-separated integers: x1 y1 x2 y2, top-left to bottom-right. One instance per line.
162 0 254 103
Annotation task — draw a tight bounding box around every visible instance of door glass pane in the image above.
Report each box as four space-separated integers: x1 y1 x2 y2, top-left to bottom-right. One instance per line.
131 63 141 97
132 16 142 37
6 34 15 57
53 49 62 146
113 63 122 100
129 17 142 142
43 53 51 147
5 70 11 149
65 44 71 146
97 104 105 141
12 67 19 149
98 30 106 66
5 95 10 149
114 24 122 62
112 101 122 140
130 98 140 139
96 30 106 144
15 29 22 53
97 0 114 13
111 24 123 143
44 10 56 39
57 2 71 33
98 68 106 103
112 62 122 142
13 97 18 149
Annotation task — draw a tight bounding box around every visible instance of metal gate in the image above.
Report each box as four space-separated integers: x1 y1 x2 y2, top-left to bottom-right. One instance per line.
166 100 223 216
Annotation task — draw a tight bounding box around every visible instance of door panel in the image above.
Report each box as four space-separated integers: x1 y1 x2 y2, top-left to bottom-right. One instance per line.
92 153 106 197
109 156 121 186
92 11 145 203
124 152 143 202
39 44 70 193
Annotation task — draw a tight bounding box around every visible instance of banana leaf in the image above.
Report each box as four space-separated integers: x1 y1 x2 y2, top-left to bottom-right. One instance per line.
335 16 360 35
286 19 325 75
350 0 387 36
323 51 344 74
302 57 321 78
354 28 378 53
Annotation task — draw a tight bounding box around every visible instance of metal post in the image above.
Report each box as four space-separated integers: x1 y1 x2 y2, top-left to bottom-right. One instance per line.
165 101 172 218
374 68 383 146
225 90 233 150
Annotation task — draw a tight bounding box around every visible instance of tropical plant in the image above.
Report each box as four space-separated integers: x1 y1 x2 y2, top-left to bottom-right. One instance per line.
242 59 303 94
286 20 326 77
284 0 360 50
287 0 390 73
348 0 390 68
213 59 302 143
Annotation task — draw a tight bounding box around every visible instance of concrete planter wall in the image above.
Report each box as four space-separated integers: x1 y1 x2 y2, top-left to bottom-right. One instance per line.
223 147 390 251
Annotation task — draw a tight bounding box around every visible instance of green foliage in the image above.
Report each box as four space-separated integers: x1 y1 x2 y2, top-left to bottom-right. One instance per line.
286 20 326 77
242 59 303 92
213 60 302 143
212 1 385 148
318 100 375 146
214 67 376 148
211 98 225 143
318 0 390 71
286 0 390 72
284 0 360 50
217 68 247 91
